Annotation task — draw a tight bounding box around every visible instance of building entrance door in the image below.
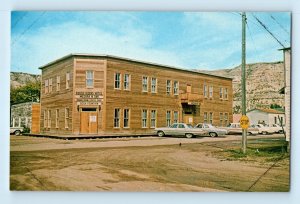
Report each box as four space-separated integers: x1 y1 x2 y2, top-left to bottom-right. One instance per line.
80 108 98 134
183 114 194 125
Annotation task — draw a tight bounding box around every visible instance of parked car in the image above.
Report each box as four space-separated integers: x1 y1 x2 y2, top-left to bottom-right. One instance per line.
10 127 24 136
155 123 207 138
194 123 227 137
268 124 285 133
251 124 275 135
223 123 259 135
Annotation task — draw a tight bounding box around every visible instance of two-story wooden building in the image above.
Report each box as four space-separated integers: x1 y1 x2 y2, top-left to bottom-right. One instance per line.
39 54 233 136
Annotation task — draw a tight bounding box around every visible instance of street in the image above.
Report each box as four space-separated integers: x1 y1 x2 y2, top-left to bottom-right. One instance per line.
10 134 289 192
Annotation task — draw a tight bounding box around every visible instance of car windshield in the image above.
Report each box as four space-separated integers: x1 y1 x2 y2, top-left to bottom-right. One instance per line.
187 124 193 128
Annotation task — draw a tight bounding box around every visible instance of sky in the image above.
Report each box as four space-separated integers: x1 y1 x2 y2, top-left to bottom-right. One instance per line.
11 11 291 74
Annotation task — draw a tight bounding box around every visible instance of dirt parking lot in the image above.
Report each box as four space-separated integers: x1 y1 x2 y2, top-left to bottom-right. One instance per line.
10 135 289 192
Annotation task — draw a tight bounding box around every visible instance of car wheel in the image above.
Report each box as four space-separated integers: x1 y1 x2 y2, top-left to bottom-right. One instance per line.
209 132 218 137
157 131 165 137
262 131 267 135
14 130 21 136
185 133 193 138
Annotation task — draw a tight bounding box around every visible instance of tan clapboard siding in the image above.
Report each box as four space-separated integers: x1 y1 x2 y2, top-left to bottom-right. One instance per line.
40 57 74 135
72 58 106 134
31 103 40 134
104 58 232 133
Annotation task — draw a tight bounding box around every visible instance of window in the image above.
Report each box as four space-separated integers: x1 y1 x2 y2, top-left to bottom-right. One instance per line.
220 113 223 126
86 70 94 88
55 109 59 128
203 84 208 98
45 80 49 94
224 88 228 99
204 112 208 123
174 111 179 123
66 72 70 89
150 110 156 128
124 74 130 90
114 73 121 89
166 111 171 127
209 86 213 98
114 109 120 128
47 110 51 128
124 109 129 128
44 110 47 128
209 112 213 124
56 76 60 91
166 80 171 95
142 76 148 92
274 117 277 124
65 108 69 128
178 124 185 128
151 78 157 93
49 78 53 93
174 81 179 95
142 109 148 128
224 113 228 126
220 87 223 99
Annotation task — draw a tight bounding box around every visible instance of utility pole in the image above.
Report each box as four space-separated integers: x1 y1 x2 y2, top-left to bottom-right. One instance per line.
241 12 248 154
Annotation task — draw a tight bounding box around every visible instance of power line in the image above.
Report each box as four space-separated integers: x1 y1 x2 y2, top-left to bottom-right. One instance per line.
269 14 290 35
12 12 46 46
251 13 286 48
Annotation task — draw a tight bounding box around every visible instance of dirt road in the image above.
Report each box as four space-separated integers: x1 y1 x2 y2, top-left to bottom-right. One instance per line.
10 135 289 192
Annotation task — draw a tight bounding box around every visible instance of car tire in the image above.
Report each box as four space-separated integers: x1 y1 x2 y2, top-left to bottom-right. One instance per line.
262 131 267 135
185 133 193 138
209 132 218 137
14 130 21 136
157 131 165 137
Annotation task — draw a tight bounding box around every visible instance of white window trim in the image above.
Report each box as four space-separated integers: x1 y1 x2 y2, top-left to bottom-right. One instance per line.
66 72 70 90
209 86 213 98
142 76 148 92
166 110 171 127
65 108 69 129
150 109 157 128
142 109 148 128
151 77 157 93
56 76 60 91
174 81 179 95
86 70 94 88
123 108 130 128
114 73 121 90
203 84 208 98
220 87 223 99
55 109 59 128
114 108 121 128
124 74 131 91
166 80 172 95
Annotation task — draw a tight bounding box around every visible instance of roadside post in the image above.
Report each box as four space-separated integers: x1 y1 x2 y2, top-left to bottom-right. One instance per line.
240 115 249 153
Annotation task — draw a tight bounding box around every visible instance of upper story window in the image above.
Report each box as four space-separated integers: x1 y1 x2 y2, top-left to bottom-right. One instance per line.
203 84 208 98
56 76 60 91
224 88 228 99
45 79 49 94
173 81 179 95
49 78 53 93
124 74 130 90
86 70 94 88
166 80 171 95
151 78 157 93
220 87 223 99
66 72 70 89
209 86 213 98
142 76 148 92
114 73 121 89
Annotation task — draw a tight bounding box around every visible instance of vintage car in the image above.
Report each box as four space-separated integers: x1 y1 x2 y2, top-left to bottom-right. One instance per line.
194 123 227 137
155 123 207 138
268 124 285 133
10 127 24 136
223 123 259 135
251 124 275 135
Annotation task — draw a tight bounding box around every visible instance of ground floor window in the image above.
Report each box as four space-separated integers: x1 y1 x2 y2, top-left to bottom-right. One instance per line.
209 112 213 125
142 109 148 128
56 109 59 128
65 108 69 128
166 111 171 127
204 112 208 123
219 113 223 126
48 110 51 128
114 108 120 128
224 113 228 126
173 111 178 123
124 109 129 128
150 110 156 128
44 110 47 128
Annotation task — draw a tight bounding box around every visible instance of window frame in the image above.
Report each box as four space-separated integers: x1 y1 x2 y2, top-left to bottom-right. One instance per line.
173 111 179 123
166 80 172 95
166 110 171 127
203 84 208 98
86 70 94 88
173 81 179 95
55 109 59 128
114 73 121 90
45 79 49 94
114 108 120 128
220 87 223 99
123 108 130 128
66 72 70 90
56 75 60 91
124 74 130 91
142 109 148 128
204 112 208 123
142 76 148 92
151 77 157 93
65 108 69 129
150 110 157 128
209 85 213 98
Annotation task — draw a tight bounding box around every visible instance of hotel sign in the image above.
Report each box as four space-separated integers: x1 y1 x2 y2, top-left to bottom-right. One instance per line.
75 91 103 105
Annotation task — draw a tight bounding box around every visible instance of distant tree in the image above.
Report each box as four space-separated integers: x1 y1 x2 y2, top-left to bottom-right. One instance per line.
233 105 241 114
10 81 40 105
